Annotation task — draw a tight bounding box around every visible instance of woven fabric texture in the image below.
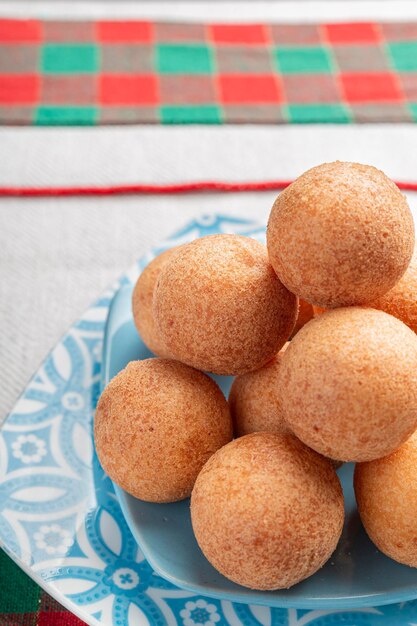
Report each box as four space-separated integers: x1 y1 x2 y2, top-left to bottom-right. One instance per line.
1 19 417 124
0 550 87 625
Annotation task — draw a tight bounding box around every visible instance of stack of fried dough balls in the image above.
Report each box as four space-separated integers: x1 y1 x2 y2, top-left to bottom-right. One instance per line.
95 160 417 593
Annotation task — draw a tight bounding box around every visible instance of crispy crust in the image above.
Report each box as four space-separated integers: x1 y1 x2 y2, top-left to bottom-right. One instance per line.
229 343 289 437
132 247 178 357
191 432 344 590
278 307 417 462
368 248 417 334
94 358 232 502
354 430 417 567
267 161 414 308
153 234 298 375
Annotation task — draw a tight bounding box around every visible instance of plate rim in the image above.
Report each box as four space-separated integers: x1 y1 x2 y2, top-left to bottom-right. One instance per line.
114 483 417 611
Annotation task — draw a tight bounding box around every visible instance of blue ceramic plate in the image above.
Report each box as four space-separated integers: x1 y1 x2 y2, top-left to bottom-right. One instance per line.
104 249 417 610
1 214 416 626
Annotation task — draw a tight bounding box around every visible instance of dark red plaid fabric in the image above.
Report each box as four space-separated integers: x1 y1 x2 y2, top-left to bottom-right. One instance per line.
1 18 417 124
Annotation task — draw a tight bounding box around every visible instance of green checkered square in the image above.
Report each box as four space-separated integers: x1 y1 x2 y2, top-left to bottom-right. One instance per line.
161 105 221 123
274 46 333 74
42 44 98 73
388 41 417 71
0 550 40 613
408 103 417 121
35 106 97 124
156 44 213 74
287 103 350 123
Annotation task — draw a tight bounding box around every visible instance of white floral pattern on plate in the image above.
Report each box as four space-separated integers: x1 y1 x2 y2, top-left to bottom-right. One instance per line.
11 434 47 464
181 599 221 626
0 214 416 626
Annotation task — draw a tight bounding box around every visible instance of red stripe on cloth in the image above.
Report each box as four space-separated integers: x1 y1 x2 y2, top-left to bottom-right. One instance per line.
0 75 39 104
218 74 283 104
38 610 87 625
0 19 41 43
37 592 87 626
340 72 404 103
96 20 153 43
99 74 159 105
323 22 381 44
210 23 268 45
0 179 416 197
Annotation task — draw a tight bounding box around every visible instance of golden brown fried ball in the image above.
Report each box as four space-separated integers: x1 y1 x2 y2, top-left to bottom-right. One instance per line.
191 432 344 590
367 247 417 334
132 248 178 356
355 430 417 568
229 343 289 438
153 234 297 375
229 351 343 468
267 161 414 308
94 358 232 503
278 307 417 462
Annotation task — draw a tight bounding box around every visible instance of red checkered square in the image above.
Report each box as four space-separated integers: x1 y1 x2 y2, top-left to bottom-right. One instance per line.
38 610 87 626
210 24 267 45
324 22 380 44
0 19 41 43
219 74 282 104
341 72 403 103
38 591 87 625
97 20 152 43
0 74 38 103
99 74 158 104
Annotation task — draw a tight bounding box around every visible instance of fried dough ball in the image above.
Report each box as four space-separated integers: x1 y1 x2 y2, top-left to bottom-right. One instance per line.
94 358 232 503
229 343 289 437
132 247 178 356
278 307 417 462
267 161 414 308
191 433 344 590
229 348 343 469
367 248 417 334
355 430 417 567
154 234 297 375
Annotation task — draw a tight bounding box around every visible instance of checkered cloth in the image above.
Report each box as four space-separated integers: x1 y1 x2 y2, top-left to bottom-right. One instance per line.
2 19 417 124
0 549 86 625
